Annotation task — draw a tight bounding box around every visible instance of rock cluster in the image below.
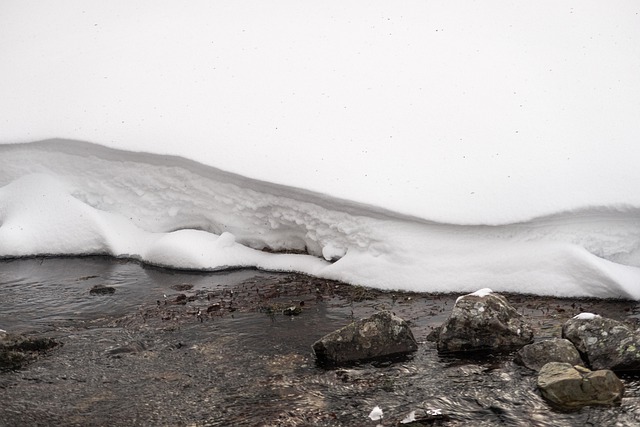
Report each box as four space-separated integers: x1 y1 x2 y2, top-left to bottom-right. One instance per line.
425 291 635 410
313 289 637 411
312 310 417 366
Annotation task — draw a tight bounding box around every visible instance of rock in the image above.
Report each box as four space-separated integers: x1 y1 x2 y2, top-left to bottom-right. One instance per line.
89 284 116 295
312 310 417 366
171 283 193 291
0 334 60 371
515 338 583 371
283 305 302 316
107 340 147 357
400 408 450 425
562 313 640 372
537 362 624 408
173 294 188 305
437 289 533 353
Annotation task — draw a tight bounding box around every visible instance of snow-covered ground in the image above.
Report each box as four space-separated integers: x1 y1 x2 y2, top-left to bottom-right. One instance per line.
1 2 640 298
1 139 640 299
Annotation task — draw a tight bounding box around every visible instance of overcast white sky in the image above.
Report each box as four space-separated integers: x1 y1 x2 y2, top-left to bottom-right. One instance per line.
1 1 639 222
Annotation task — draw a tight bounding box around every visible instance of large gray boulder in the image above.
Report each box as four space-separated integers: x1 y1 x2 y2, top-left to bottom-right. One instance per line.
562 313 640 372
437 289 533 353
312 310 417 366
515 338 583 371
537 362 624 408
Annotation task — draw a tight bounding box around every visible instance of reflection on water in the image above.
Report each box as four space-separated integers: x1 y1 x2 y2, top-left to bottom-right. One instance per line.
0 257 267 332
1 257 640 426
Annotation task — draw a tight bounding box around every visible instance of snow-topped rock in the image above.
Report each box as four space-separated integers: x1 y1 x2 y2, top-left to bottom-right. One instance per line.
562 315 640 372
437 291 533 353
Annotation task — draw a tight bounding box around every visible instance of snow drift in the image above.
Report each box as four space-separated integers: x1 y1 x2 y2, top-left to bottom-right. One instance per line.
1 139 639 299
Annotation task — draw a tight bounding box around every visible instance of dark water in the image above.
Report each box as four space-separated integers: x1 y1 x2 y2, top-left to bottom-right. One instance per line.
2 257 640 426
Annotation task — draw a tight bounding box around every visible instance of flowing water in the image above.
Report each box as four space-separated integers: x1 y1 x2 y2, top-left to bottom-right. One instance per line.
1 257 640 426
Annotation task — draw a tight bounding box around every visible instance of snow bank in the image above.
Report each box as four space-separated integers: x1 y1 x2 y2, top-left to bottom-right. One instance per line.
2 140 640 299
1 2 640 298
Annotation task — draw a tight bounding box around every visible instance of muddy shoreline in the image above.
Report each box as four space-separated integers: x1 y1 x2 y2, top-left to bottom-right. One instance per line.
2 258 640 426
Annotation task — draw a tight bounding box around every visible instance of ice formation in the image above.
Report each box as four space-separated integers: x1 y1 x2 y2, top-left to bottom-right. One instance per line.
1 140 640 299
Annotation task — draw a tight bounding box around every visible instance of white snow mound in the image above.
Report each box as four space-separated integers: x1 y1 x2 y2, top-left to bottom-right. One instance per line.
2 140 640 299
573 313 601 320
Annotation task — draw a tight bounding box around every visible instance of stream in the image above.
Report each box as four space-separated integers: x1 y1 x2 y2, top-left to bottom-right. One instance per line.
1 257 640 426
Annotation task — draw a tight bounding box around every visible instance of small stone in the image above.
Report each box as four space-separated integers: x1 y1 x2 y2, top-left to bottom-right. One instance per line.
207 303 221 312
283 306 302 316
89 285 116 295
173 294 188 305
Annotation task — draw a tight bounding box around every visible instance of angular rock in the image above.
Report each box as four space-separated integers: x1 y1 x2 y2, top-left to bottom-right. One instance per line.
562 314 640 372
515 338 583 371
312 310 417 366
537 362 624 408
437 289 533 353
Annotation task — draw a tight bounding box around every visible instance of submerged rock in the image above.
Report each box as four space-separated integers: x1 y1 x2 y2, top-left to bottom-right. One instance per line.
312 310 417 366
89 284 116 295
107 340 147 357
562 314 640 372
537 362 624 408
437 289 533 353
515 338 583 371
0 334 60 371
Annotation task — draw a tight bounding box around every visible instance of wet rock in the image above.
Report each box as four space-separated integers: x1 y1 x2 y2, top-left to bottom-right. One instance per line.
0 334 60 371
515 338 583 371
426 326 441 343
283 305 302 316
89 284 116 295
107 340 147 357
171 294 188 305
537 362 624 408
401 408 450 425
171 283 193 291
562 313 640 372
312 310 417 366
437 289 533 353
207 303 222 312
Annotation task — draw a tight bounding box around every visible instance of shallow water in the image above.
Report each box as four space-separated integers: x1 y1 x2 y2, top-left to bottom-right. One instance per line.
2 257 640 426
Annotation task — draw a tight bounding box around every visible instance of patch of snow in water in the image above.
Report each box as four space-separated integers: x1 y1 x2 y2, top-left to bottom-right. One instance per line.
368 406 383 421
574 313 601 320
